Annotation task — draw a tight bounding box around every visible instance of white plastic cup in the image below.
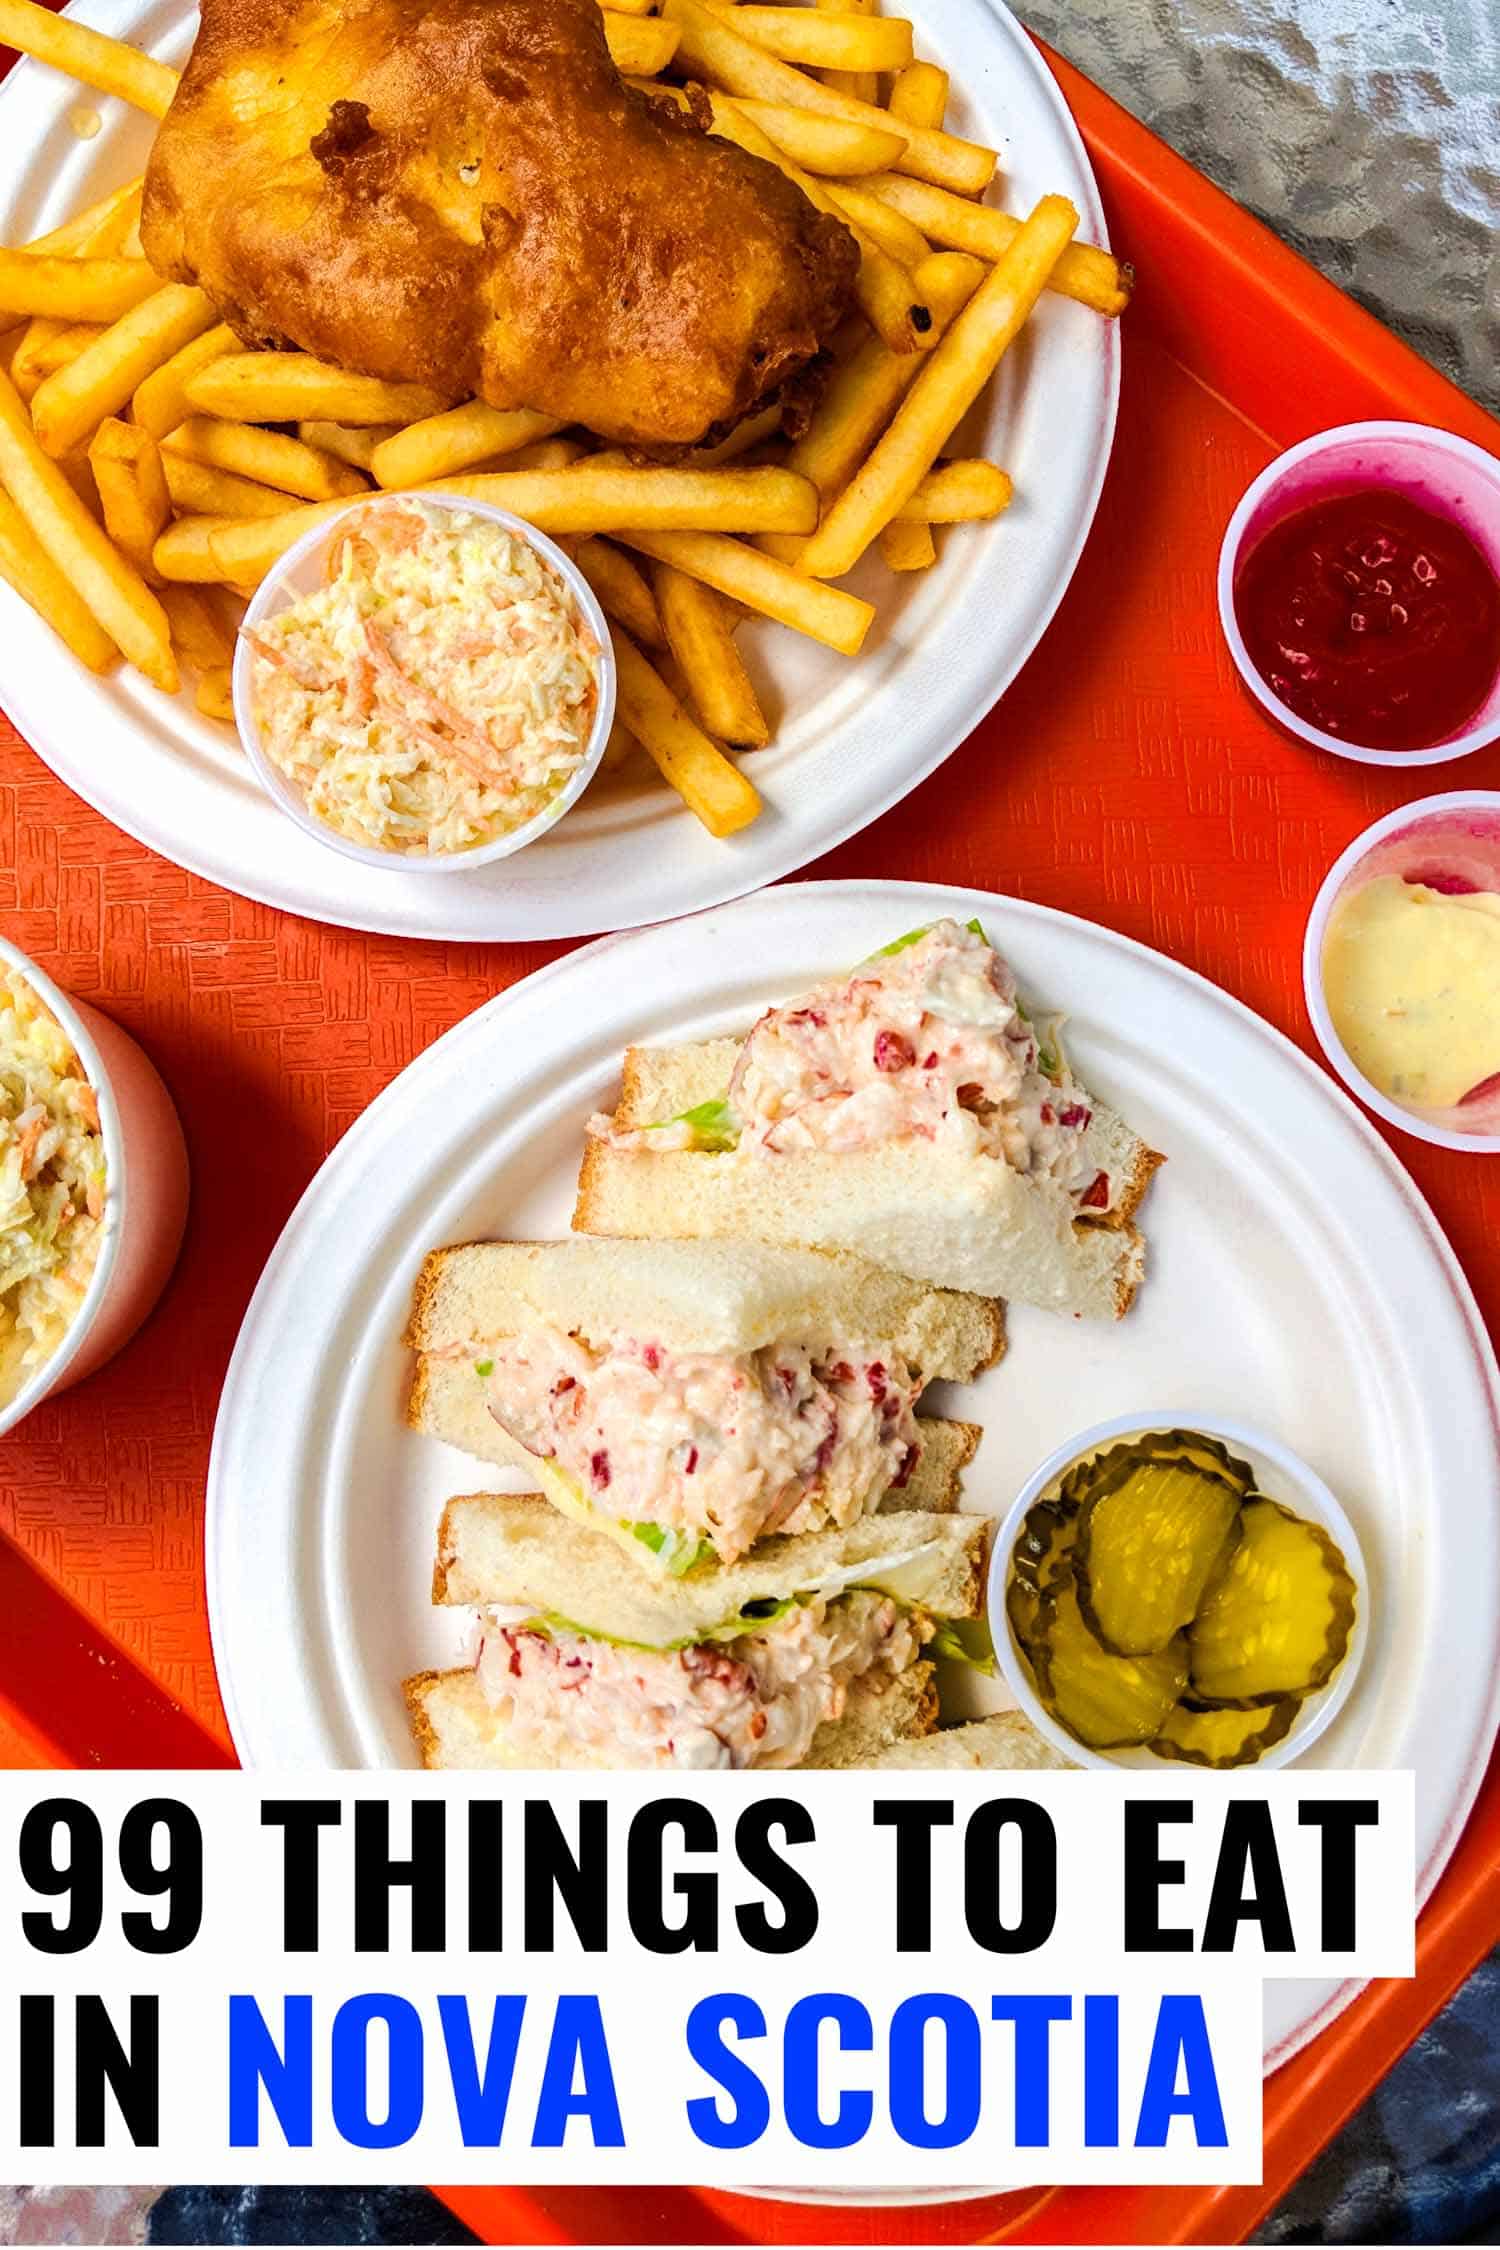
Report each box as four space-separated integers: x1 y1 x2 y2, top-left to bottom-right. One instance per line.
1217 420 1500 767
1303 790 1500 1152
232 492 617 873
0 938 189 1438
988 1412 1369 1773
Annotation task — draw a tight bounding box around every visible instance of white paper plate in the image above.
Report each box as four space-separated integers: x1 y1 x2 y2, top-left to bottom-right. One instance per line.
209 879 1500 2095
0 0 1117 941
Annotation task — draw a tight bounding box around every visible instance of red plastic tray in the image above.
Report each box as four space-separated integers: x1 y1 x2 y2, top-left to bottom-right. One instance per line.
1 23 1498 2245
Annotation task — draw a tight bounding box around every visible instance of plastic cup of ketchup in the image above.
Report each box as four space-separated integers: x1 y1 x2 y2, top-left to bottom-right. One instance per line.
1218 422 1500 766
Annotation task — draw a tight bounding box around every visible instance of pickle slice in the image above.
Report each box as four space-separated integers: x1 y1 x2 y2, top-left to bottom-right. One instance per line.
1151 1697 1300 1769
1032 1566 1188 1748
1060 1429 1255 1515
1188 1498 1357 1705
1076 1459 1243 1657
1005 1497 1078 1656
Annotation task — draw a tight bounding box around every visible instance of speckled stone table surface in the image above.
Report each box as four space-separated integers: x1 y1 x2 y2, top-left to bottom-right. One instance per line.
3 1 1497 2245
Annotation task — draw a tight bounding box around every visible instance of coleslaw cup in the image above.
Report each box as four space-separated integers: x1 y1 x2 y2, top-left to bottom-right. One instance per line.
233 491 616 874
1303 790 1500 1152
1217 420 1500 766
0 938 189 1438
988 1412 1369 1773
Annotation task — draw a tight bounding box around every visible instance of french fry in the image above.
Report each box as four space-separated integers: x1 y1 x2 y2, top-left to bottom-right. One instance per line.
296 422 399 473
887 58 948 130
651 561 769 746
162 417 370 501
733 100 904 176
816 0 876 103
0 487 116 669
0 0 178 117
155 512 256 582
599 718 642 773
896 459 1013 523
707 3 913 73
663 0 996 195
800 195 1078 578
572 536 668 650
691 403 783 467
471 436 585 474
879 517 935 570
9 318 101 400
162 451 300 521
159 582 235 673
19 176 143 261
0 365 176 686
782 251 984 501
601 12 680 72
130 322 237 438
707 93 933 354
194 666 235 722
0 251 158 323
615 527 873 653
856 176 1134 317
31 284 216 459
825 181 928 267
184 354 453 426
88 417 170 577
435 462 819 533
370 402 566 490
596 0 654 14
612 632 762 838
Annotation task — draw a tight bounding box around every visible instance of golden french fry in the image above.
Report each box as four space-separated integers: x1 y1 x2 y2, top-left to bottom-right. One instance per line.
801 196 1078 578
664 0 996 194
9 318 101 399
19 176 143 261
434 462 818 532
616 527 873 653
471 436 586 473
573 536 668 650
692 403 784 467
161 450 295 521
296 421 399 473
88 416 170 577
0 486 116 669
129 322 236 438
155 512 257 582
888 59 948 130
857 175 1134 317
783 250 984 501
0 250 158 323
652 560 769 747
185 353 454 426
32 284 216 458
816 0 876 103
194 666 235 721
370 402 565 490
161 416 369 501
599 717 642 773
596 0 654 15
613 631 762 838
879 517 935 571
708 3 912 73
707 93 932 354
825 181 927 267
897 459 1013 524
601 11 680 72
0 0 178 117
733 99 904 175
754 530 808 567
159 582 235 672
0 365 175 686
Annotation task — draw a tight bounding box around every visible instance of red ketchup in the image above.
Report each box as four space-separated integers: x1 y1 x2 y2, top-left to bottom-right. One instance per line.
1233 488 1500 751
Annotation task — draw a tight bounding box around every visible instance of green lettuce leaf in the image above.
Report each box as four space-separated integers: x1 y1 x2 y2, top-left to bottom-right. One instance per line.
631 1521 717 1578
642 1096 740 1152
873 915 990 958
927 1615 997 1674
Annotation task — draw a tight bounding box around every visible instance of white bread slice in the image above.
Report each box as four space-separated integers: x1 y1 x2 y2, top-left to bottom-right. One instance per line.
405 1659 937 1772
404 1237 1005 1374
858 1710 1073 1771
574 1043 1161 1322
432 1493 988 1646
408 1350 981 1515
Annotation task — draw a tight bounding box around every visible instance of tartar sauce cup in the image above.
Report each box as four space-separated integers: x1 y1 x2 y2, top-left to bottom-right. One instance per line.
232 491 617 875
0 938 189 1439
1304 791 1500 1153
1217 421 1500 767
988 1412 1369 1773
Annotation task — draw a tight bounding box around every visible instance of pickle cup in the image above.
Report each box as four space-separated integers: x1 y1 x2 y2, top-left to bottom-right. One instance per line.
0 938 189 1438
233 492 616 874
989 1412 1369 1772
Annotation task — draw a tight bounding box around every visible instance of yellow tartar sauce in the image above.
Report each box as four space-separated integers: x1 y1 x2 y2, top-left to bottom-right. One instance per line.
1323 874 1500 1111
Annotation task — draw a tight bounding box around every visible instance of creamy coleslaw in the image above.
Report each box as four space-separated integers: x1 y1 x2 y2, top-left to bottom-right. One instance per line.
246 501 601 857
0 968 105 1404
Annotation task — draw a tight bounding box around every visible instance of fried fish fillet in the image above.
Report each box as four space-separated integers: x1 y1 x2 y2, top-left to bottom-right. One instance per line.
140 0 858 449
